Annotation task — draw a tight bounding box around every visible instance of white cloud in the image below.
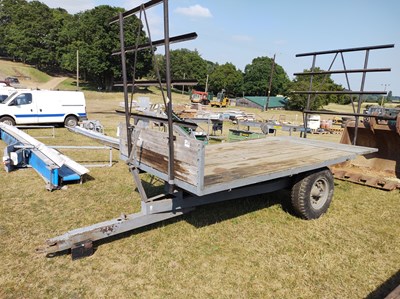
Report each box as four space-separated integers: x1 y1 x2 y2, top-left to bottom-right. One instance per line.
142 11 164 40
232 35 254 42
175 4 212 18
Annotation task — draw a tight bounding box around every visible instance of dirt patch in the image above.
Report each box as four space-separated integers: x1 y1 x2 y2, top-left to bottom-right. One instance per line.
36 76 68 90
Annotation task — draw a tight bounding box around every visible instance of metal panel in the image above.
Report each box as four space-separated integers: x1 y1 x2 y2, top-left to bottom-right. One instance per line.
196 142 206 194
29 149 59 187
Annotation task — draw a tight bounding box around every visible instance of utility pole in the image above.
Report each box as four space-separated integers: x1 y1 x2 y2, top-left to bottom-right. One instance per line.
264 53 276 111
182 73 185 94
205 74 209 92
380 83 390 106
76 49 79 89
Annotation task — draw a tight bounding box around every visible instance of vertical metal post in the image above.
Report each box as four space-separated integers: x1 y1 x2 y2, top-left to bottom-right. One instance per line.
353 49 369 145
264 54 276 112
303 54 316 138
76 50 79 89
119 12 132 155
340 52 356 113
181 73 185 94
164 0 175 193
380 84 389 106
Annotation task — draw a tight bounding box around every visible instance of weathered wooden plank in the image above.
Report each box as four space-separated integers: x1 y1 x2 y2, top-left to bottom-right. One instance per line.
204 147 350 185
205 142 307 166
136 128 202 164
136 147 198 186
206 146 344 173
132 128 204 187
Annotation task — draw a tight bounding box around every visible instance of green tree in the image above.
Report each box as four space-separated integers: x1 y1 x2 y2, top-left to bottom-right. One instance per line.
59 5 152 90
387 90 393 102
288 67 345 110
2 1 66 69
0 0 27 57
1 0 74 71
161 49 209 91
243 56 290 96
208 63 243 96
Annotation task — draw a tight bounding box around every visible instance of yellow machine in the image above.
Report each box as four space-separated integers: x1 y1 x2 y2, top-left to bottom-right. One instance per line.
210 90 229 108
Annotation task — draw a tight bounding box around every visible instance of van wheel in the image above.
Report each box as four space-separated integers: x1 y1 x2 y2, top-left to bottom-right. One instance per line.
290 168 334 220
0 116 15 126
64 116 78 127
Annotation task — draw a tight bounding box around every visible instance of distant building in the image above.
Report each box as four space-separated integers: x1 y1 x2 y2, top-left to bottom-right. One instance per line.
236 96 288 110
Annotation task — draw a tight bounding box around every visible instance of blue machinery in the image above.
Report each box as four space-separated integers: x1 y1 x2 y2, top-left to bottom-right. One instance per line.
0 123 89 190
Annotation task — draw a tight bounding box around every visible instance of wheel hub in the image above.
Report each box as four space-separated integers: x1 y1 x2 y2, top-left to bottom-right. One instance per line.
310 179 329 209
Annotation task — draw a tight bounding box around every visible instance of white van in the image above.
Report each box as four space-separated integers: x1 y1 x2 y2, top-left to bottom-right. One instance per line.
0 90 87 127
0 87 16 103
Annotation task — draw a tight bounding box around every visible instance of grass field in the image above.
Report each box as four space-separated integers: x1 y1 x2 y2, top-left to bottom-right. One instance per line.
0 60 51 85
0 86 399 298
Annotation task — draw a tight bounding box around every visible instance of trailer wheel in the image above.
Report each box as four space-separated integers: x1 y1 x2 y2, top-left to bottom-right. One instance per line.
64 115 78 127
0 116 15 126
291 168 334 220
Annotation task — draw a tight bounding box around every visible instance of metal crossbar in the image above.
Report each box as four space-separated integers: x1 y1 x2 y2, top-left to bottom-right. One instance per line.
293 44 394 142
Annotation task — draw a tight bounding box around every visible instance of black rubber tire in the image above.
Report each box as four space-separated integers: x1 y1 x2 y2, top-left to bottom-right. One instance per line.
0 116 15 126
290 168 334 220
64 115 78 127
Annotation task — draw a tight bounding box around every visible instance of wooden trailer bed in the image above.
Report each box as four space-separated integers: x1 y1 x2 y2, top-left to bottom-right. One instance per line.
123 127 377 196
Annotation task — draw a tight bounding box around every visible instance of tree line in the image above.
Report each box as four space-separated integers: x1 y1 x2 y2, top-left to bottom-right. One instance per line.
0 0 352 110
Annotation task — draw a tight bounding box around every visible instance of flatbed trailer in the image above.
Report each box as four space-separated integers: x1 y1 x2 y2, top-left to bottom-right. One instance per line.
37 0 377 259
38 123 376 259
124 126 375 197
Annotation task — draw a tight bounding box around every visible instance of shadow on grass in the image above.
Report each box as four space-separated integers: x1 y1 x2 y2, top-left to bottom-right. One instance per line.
366 269 400 299
89 111 122 115
184 189 292 228
45 189 292 259
94 190 290 250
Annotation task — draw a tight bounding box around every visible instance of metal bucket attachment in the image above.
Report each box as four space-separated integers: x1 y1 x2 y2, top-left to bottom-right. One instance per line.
332 118 400 190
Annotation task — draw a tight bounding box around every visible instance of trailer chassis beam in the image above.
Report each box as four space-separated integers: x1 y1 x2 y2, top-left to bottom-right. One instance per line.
37 176 292 259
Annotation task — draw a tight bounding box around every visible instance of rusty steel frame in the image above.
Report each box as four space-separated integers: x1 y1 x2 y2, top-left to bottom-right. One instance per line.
293 44 394 142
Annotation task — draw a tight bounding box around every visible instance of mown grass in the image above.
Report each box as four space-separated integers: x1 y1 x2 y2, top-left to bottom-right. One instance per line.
0 88 399 299
0 59 51 83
